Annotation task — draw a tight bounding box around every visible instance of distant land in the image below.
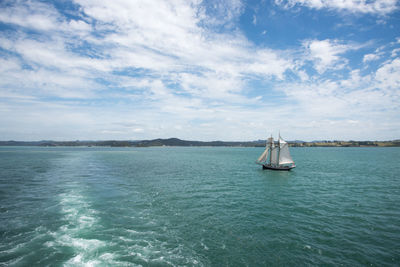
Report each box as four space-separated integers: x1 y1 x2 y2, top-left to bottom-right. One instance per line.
0 138 399 147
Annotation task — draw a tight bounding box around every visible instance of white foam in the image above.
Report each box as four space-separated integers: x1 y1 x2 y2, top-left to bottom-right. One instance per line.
52 187 111 266
129 251 149 263
63 251 128 267
99 253 114 261
201 242 209 250
126 229 140 234
2 241 27 254
119 236 134 242
4 255 25 266
64 254 102 267
126 229 155 236
44 241 55 247
71 238 105 251
68 254 82 264
53 181 202 266
78 215 97 227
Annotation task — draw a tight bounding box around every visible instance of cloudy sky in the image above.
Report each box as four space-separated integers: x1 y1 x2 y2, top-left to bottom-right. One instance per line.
0 0 399 141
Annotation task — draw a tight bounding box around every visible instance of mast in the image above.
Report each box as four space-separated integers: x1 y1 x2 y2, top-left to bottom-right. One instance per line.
268 135 273 165
277 134 281 166
270 142 278 165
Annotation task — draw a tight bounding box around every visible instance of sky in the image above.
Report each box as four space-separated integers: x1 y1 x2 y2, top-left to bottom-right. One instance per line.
0 0 399 141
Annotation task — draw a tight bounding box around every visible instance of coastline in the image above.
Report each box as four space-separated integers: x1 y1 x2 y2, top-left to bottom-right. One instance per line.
0 138 399 147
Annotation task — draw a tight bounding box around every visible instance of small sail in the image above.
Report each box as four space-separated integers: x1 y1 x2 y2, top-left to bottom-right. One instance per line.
257 147 269 162
278 137 294 165
270 146 278 165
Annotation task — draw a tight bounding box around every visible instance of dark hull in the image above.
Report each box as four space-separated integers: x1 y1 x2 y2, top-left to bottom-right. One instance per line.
262 164 295 171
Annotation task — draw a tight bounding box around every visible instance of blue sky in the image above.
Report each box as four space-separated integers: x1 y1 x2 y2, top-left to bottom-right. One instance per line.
0 0 399 141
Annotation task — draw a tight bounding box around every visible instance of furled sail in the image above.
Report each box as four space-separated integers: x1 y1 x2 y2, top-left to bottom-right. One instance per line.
257 147 269 163
278 137 294 165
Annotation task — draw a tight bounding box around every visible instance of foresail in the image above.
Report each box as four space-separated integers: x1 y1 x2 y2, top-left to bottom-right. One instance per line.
279 142 294 165
257 148 269 162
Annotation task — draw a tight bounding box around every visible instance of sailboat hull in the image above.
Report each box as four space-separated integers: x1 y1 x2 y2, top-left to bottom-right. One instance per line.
262 164 295 171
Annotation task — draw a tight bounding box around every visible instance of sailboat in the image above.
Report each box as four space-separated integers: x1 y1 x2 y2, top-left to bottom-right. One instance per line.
256 134 296 171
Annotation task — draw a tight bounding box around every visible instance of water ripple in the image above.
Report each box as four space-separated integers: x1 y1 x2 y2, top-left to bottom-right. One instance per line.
1 147 400 265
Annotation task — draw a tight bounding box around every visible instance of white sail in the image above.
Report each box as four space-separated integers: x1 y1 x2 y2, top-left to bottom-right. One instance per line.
257 147 269 162
278 137 294 165
256 133 295 170
270 146 278 165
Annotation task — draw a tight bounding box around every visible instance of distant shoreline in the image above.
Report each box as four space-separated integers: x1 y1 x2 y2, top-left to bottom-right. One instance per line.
1 138 399 147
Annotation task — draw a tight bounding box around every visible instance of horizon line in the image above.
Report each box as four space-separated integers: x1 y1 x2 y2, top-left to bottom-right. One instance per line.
1 137 399 143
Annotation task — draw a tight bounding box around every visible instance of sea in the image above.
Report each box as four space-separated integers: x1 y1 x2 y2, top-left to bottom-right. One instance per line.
0 146 399 266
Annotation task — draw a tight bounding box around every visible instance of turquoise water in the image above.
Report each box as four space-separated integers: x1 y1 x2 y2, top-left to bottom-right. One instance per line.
0 146 399 266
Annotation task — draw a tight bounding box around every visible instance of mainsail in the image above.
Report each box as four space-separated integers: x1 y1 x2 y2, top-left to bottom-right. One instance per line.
278 137 294 165
270 146 278 165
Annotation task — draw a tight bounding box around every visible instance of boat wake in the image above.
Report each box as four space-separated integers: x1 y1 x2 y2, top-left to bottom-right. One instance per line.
46 189 117 266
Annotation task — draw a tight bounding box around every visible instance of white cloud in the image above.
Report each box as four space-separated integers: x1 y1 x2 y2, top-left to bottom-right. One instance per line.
245 49 291 79
275 51 400 140
71 0 294 101
363 53 380 63
0 0 399 141
363 46 387 63
391 48 400 57
275 0 398 15
303 39 354 73
0 0 61 31
199 0 244 29
67 19 92 33
278 80 397 140
375 58 400 90
0 0 293 99
0 0 93 37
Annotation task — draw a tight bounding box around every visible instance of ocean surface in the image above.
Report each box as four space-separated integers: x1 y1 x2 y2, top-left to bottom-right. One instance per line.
0 146 399 266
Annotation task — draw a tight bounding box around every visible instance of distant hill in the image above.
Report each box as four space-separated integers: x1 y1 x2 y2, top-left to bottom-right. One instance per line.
0 138 399 147
0 138 264 147
134 138 262 147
